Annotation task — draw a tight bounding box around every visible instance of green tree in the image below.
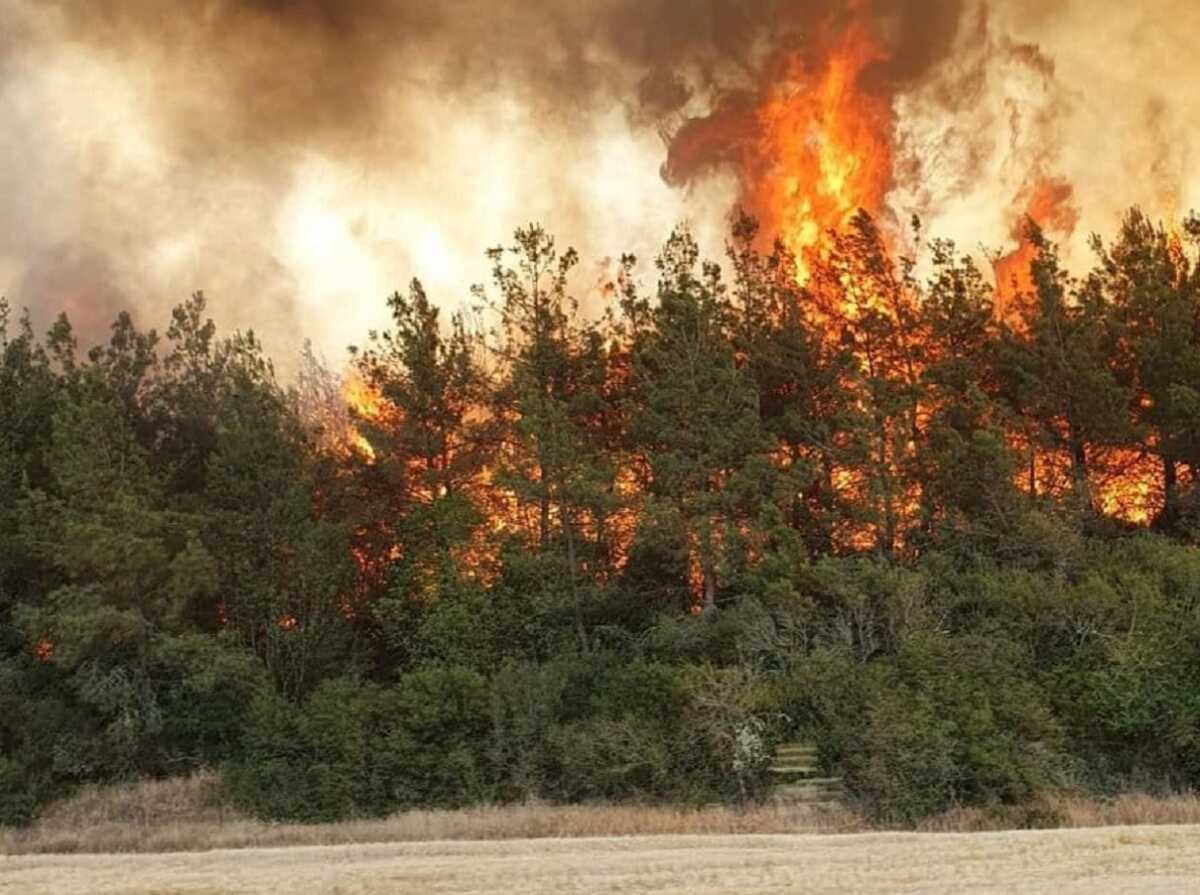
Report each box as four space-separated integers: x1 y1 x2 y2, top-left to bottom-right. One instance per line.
623 228 774 611
202 334 356 700
996 224 1134 514
917 237 1021 547
12 320 232 779
807 212 927 555
726 215 855 557
1090 210 1200 529
483 225 623 650
347 280 491 665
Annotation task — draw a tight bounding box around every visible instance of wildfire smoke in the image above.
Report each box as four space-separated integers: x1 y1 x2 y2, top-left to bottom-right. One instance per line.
2 0 1199 369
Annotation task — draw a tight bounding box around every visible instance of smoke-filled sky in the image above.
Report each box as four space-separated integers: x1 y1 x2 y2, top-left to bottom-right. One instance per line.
1 0 1197 372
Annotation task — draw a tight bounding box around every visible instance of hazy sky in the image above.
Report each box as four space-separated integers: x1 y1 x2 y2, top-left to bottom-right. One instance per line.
1 1 1196 373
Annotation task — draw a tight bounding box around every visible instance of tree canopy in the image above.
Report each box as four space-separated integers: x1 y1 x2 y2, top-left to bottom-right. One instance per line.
2 207 1200 826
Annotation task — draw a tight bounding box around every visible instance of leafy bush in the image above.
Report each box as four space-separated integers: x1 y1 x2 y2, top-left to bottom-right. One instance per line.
225 680 380 822
226 669 493 822
795 634 1068 823
0 757 38 826
375 666 491 807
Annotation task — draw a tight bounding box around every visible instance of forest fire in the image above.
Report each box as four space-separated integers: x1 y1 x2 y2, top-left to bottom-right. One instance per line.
752 18 894 281
329 65 1176 567
10 3 1200 849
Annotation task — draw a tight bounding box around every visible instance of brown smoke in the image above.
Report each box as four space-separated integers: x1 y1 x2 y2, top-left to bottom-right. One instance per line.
45 2 803 154
2 0 1199 370
7 1 831 359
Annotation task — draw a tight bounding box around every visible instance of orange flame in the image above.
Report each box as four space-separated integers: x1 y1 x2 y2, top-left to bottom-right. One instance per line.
341 374 385 461
1095 448 1163 526
665 5 895 282
753 18 894 280
993 178 1079 317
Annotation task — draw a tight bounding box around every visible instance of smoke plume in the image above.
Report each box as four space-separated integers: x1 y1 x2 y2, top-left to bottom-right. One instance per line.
0 1 1197 370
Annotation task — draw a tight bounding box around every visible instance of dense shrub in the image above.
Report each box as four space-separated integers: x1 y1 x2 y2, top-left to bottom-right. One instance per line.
226 669 493 822
225 680 380 822
376 666 491 807
0 757 38 827
786 633 1068 823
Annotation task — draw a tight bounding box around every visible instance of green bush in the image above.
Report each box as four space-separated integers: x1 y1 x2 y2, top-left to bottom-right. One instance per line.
226 669 493 822
375 666 491 807
549 716 676 801
224 680 382 822
486 659 573 801
0 757 38 827
793 634 1067 823
485 656 736 805
552 660 714 802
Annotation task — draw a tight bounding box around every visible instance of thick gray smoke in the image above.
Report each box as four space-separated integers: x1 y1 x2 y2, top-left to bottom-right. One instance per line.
1 0 1196 371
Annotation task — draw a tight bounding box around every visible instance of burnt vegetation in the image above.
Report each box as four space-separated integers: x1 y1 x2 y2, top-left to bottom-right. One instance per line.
3 208 1200 828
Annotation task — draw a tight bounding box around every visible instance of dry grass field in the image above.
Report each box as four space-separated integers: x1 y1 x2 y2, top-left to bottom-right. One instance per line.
6 776 1200 893
6 772 1200 857
5 826 1200 894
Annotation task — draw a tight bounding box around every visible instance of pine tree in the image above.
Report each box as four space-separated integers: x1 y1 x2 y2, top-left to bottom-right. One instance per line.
917 237 1020 545
483 226 623 649
13 321 220 776
623 228 772 611
202 339 355 700
725 214 857 557
1090 209 1200 528
0 300 59 610
344 279 492 664
996 224 1134 515
808 212 927 555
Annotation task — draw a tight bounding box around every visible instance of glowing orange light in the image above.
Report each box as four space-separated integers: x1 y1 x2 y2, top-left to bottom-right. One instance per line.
341 374 385 461
753 18 894 282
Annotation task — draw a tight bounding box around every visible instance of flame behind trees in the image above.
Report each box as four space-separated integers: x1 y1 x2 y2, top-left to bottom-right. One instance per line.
993 179 1081 320
3 206 1199 810
343 281 493 611
326 206 1200 625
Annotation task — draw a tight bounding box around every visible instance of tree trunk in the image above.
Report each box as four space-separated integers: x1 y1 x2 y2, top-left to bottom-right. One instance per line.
565 519 589 654
1160 454 1179 529
703 560 716 613
1067 417 1092 509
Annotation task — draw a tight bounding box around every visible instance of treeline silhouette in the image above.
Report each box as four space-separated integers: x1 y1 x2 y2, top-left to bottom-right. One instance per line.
2 208 1199 825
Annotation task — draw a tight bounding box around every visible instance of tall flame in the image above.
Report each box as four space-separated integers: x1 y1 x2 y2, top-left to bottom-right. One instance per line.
664 4 895 281
753 18 894 280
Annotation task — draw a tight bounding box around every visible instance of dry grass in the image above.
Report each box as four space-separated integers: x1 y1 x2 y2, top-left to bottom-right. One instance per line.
6 827 1200 894
0 772 863 856
1058 792 1200 827
6 772 1200 858
916 792 1200 833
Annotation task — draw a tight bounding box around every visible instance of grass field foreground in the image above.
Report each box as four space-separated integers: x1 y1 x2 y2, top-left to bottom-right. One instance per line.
5 827 1200 894
5 773 1200 857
